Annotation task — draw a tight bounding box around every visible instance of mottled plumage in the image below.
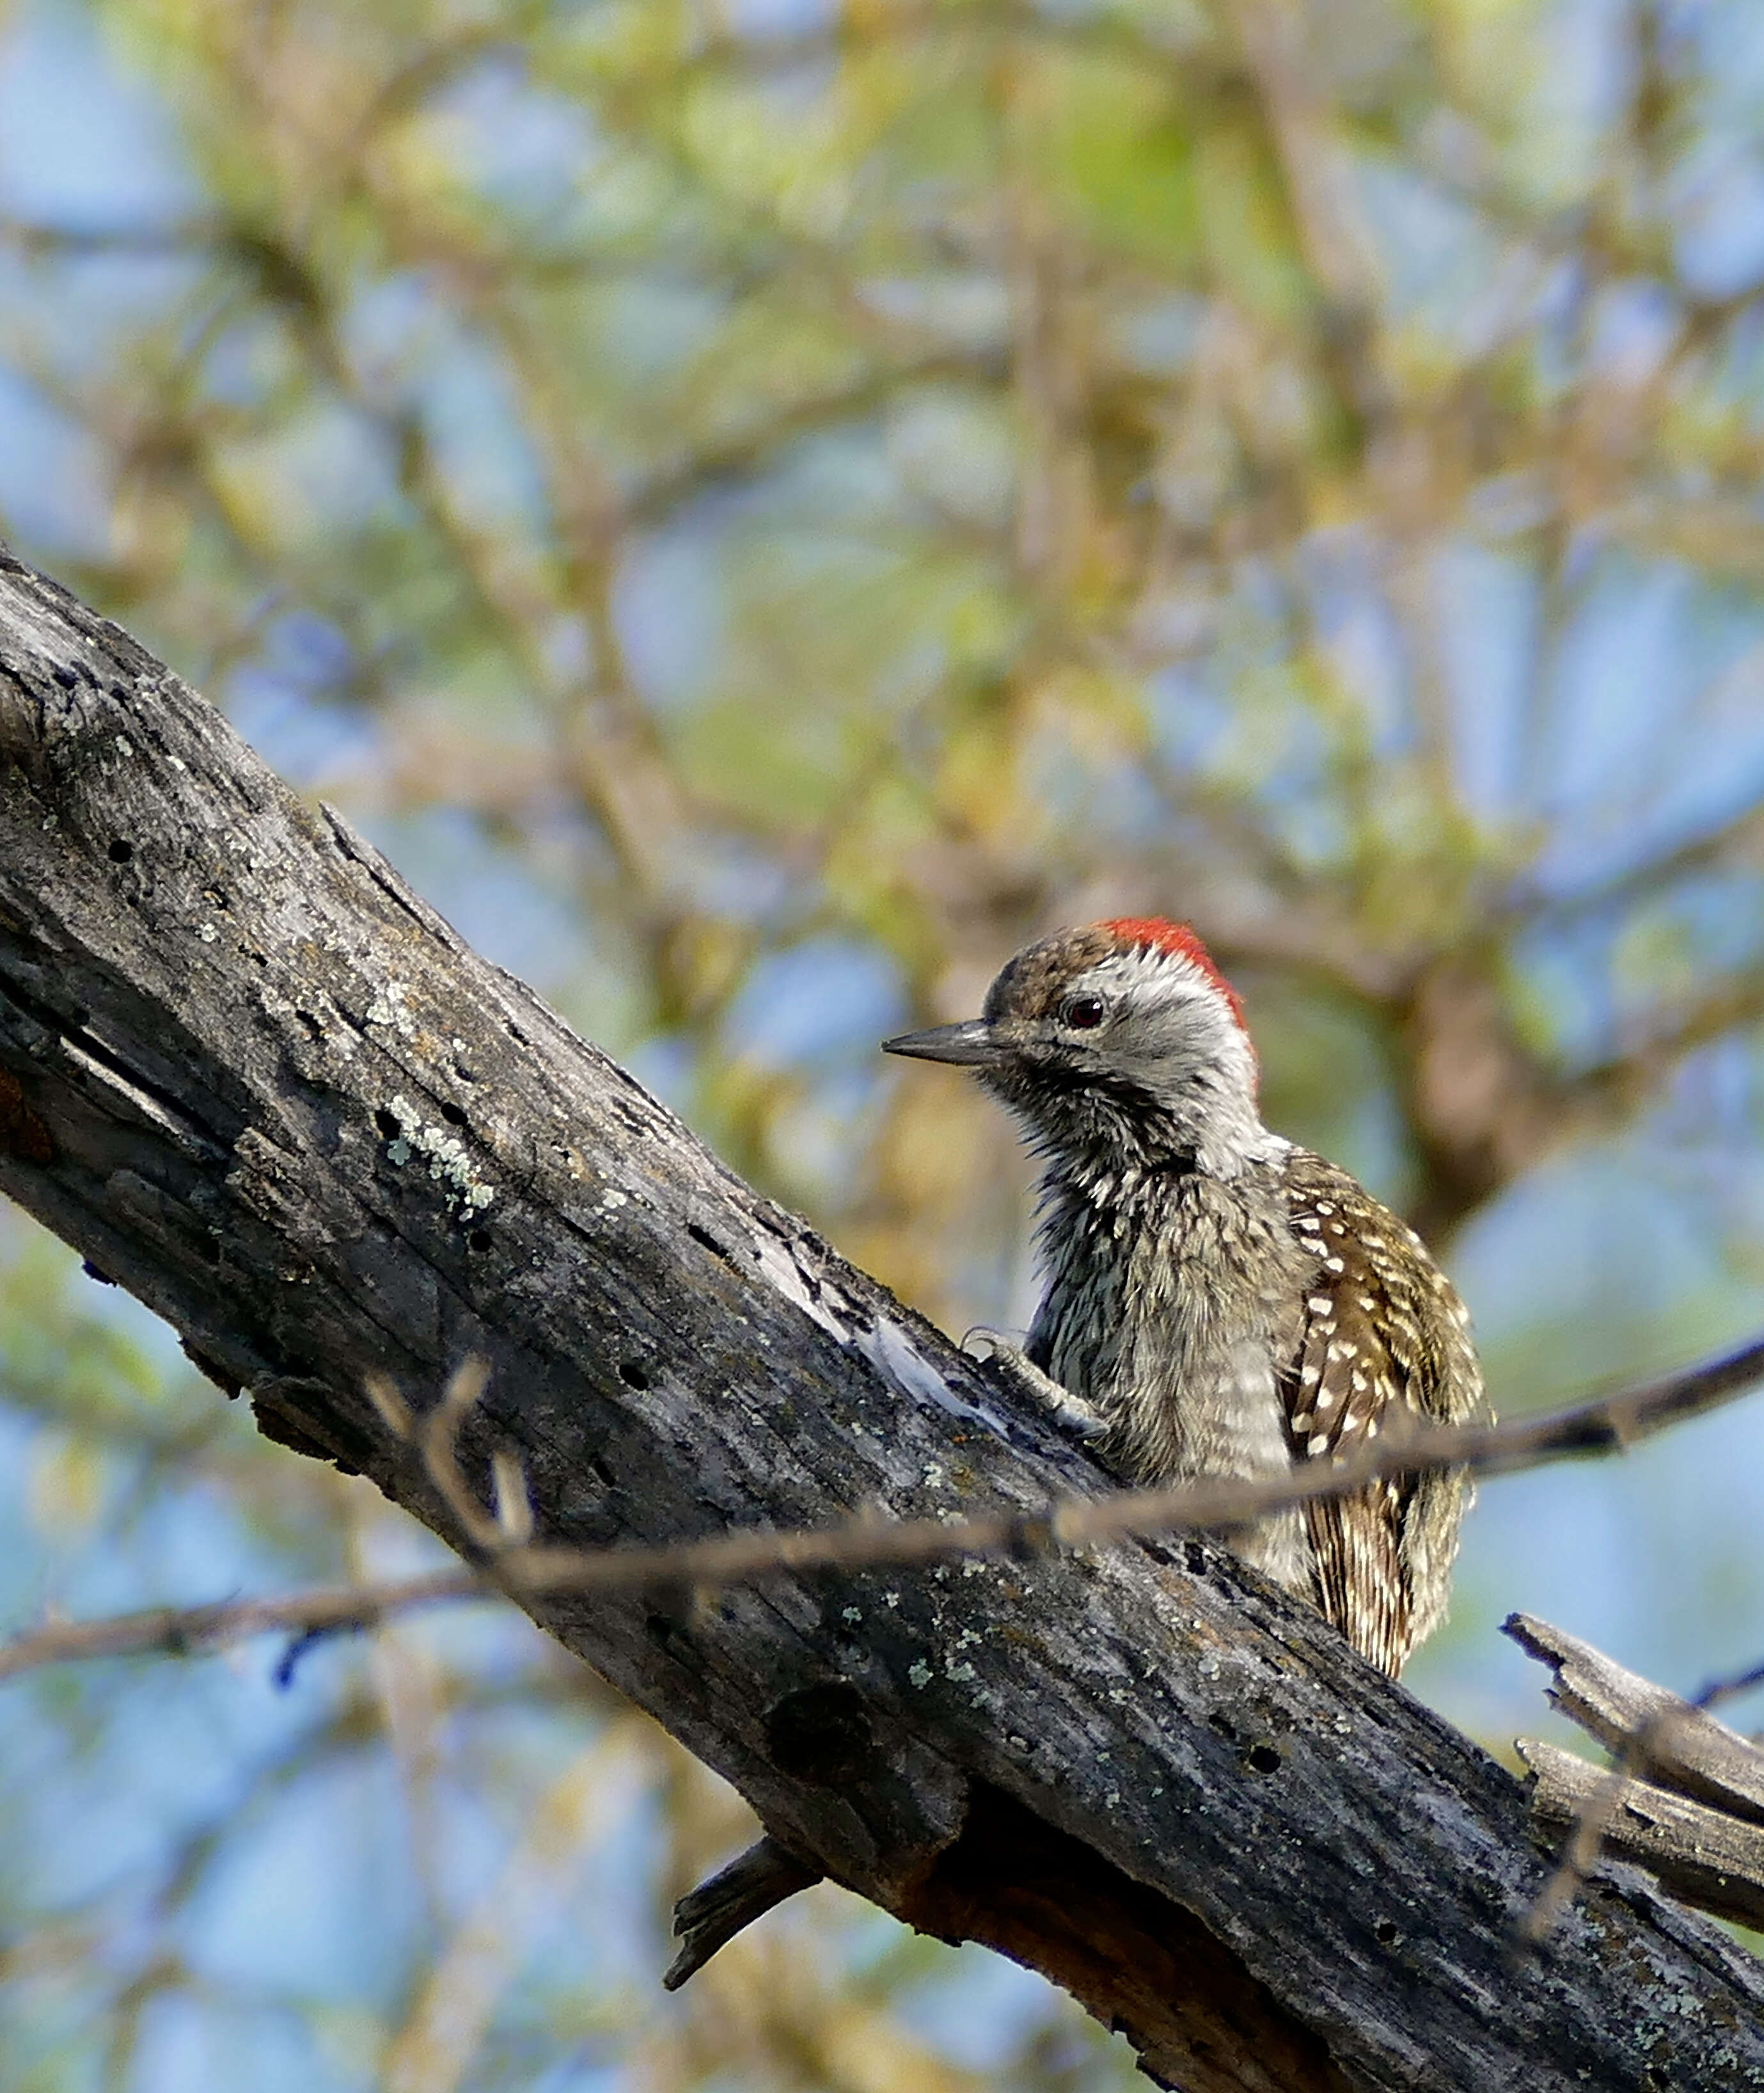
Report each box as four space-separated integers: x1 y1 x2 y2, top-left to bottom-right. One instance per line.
884 918 1483 1675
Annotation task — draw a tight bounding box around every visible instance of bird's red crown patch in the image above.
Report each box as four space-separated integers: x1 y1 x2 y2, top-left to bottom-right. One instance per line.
1101 917 1248 1034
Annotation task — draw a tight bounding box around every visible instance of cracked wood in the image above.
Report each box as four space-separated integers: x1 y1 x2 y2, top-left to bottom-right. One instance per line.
0 541 1761 2092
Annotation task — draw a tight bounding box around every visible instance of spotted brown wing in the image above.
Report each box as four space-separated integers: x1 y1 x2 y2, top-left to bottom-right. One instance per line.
1280 1150 1481 1675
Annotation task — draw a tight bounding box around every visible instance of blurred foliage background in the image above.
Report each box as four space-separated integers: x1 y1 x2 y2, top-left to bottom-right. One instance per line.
3 0 1764 2083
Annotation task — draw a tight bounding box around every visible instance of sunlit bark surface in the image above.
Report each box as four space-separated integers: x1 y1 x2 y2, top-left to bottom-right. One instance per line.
1 546 1760 2091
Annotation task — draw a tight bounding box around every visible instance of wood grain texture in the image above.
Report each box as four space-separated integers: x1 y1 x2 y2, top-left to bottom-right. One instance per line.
1518 1736 1764 1935
0 539 1761 2091
1509 1611 1764 1824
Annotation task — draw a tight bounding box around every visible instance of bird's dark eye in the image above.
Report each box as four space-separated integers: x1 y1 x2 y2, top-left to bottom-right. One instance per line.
1060 994 1106 1031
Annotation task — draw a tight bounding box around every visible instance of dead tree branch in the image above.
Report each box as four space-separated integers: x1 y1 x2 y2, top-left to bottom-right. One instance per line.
0 541 1759 2090
1510 1614 1764 1936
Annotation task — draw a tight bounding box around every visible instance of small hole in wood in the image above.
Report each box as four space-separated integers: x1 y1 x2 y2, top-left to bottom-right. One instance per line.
194 1233 221 1265
764 1683 873 1784
107 839 133 864
374 1108 400 1139
468 1229 493 1254
618 1360 650 1390
52 665 78 690
1374 1918 1400 1947
439 1101 468 1128
687 1222 734 1267
1246 1742 1282 1775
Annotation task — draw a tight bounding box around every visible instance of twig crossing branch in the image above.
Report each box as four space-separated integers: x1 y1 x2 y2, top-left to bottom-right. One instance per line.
1510 1615 1764 1936
4 1332 1761 1684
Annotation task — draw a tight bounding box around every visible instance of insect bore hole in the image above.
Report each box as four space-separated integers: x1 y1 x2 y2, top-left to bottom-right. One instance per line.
687 1221 735 1267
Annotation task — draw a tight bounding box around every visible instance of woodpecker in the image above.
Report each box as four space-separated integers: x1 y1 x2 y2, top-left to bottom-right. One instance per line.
883 917 1483 1676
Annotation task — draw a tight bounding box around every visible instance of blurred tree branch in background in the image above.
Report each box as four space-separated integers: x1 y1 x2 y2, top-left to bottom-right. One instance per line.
12 0 1764 1301
5 0 1764 2086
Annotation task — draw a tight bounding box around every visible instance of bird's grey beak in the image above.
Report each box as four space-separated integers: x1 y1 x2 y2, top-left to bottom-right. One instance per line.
881 1019 1002 1067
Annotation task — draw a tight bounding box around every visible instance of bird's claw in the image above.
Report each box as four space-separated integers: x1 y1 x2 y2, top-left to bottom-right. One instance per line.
963 1328 1108 1444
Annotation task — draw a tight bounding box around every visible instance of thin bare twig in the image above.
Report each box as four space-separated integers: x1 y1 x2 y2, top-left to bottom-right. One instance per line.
3 1331 1761 1686
0 1570 482 1681
1518 1712 1676 1941
413 1357 503 1554
1696 1657 1764 1717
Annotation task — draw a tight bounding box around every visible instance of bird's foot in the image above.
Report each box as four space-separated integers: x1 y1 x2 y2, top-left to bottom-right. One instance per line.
963 1327 1108 1444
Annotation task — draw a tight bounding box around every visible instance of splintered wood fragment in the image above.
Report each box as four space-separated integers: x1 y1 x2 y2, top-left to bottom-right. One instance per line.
1505 1613 1764 1825
1516 1737 1764 1933
664 1836 823 1990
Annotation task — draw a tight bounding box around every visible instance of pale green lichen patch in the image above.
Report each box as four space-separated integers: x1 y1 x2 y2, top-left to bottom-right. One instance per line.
381 1092 496 1217
366 980 418 1038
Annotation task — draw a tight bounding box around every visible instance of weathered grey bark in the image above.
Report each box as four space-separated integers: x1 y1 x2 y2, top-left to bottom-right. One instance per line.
0 539 1759 2092
1509 1613 1764 1826
1518 1737 1764 1934
1510 1613 1764 1933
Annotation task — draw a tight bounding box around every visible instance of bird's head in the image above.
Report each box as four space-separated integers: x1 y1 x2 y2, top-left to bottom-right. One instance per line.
883 919 1270 1179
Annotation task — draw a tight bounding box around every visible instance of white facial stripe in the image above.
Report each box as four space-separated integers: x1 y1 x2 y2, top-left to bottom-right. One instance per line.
1075 946 1225 1020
